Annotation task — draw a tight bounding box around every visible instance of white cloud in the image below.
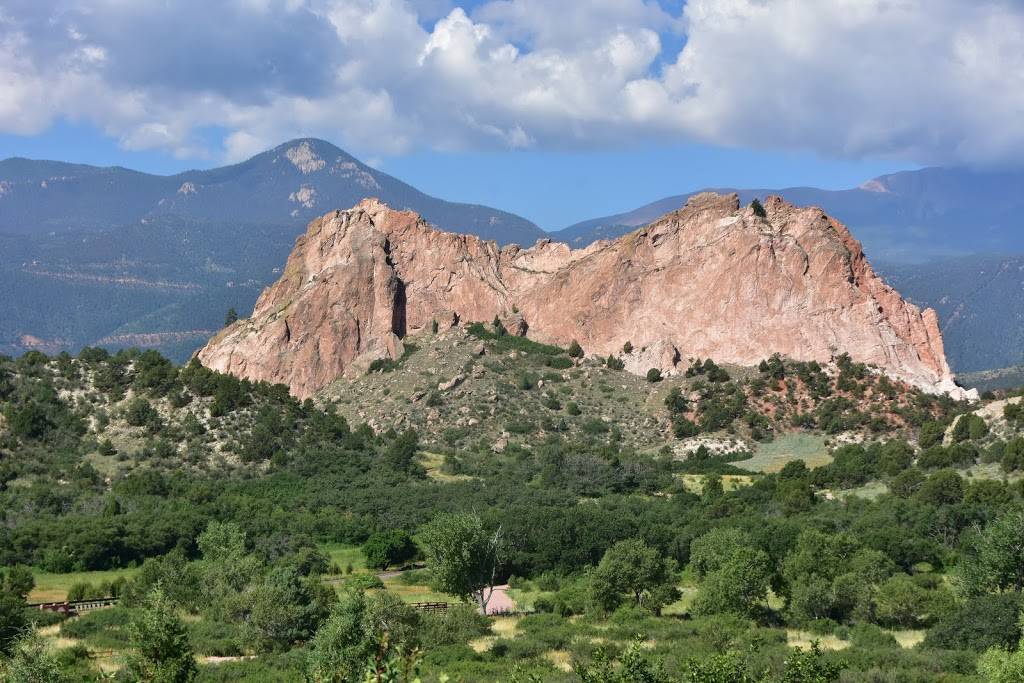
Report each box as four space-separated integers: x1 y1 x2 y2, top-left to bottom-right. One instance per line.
0 0 1022 166
658 0 1024 164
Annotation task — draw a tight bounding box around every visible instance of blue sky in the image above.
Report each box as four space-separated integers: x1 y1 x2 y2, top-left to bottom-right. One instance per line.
1 0 1019 228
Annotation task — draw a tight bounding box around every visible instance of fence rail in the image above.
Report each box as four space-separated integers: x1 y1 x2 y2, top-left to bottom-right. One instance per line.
410 601 449 613
27 597 120 616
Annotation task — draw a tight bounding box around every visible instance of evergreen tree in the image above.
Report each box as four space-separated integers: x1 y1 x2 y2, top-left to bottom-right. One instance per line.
125 587 198 683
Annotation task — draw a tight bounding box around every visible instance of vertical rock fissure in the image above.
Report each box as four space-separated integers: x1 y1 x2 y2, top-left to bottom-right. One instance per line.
382 237 407 339
393 277 407 339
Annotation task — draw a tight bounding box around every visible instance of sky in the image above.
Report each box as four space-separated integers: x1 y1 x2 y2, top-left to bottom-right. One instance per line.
1 0 1022 228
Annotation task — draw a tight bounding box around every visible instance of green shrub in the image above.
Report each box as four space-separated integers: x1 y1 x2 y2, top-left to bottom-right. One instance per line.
506 420 534 434
646 368 663 383
536 572 561 592
532 595 555 613
516 372 538 390
392 568 432 586
516 613 574 650
543 395 562 410
189 619 244 656
918 420 946 448
362 530 418 570
419 605 492 648
924 593 1022 652
345 574 385 591
368 358 398 373
673 417 699 439
66 582 95 602
124 398 161 430
665 387 688 414
60 607 133 648
849 623 899 649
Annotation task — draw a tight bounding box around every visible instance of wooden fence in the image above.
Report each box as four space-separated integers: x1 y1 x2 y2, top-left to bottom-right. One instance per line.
28 597 120 616
410 601 449 614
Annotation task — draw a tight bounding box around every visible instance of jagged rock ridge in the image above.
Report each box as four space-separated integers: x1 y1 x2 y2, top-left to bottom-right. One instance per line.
197 193 963 399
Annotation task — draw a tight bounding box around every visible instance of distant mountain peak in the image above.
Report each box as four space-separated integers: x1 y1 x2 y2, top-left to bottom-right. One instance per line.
858 179 890 193
268 137 348 159
0 136 544 246
283 140 327 174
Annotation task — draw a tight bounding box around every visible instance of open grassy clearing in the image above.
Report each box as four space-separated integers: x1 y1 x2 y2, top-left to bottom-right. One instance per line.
545 649 573 672
891 629 926 649
469 615 521 653
36 621 123 674
319 543 471 608
677 472 756 494
959 461 1024 482
29 567 139 602
786 630 850 651
320 542 369 575
829 480 890 501
420 450 474 482
377 581 452 604
742 433 832 473
661 586 698 616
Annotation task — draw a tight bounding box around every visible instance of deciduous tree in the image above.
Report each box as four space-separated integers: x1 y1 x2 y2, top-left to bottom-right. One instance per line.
590 538 679 614
420 512 505 614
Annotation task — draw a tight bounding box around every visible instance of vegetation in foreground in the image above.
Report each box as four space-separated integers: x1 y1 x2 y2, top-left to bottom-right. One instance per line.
1 340 1024 681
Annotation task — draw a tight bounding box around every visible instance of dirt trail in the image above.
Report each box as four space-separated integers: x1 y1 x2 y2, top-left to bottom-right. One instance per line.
485 585 515 615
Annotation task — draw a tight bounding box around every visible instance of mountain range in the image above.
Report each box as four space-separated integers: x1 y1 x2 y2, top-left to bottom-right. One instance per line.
1 138 1022 375
554 167 1024 262
0 139 543 362
877 255 1024 373
0 139 544 243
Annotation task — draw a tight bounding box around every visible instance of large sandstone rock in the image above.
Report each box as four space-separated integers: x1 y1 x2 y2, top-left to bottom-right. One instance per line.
197 194 963 399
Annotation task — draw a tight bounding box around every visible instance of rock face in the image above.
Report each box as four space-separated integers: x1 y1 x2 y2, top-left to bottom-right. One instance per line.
197 193 963 399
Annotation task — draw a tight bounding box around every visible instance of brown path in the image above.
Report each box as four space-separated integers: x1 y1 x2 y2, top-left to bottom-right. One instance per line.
485 584 516 615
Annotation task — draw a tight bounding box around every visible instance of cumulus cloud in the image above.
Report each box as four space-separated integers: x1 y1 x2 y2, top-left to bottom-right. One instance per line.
0 0 1022 166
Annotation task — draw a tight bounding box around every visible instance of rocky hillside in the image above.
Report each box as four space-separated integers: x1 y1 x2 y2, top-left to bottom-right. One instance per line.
198 193 965 399
320 323 963 457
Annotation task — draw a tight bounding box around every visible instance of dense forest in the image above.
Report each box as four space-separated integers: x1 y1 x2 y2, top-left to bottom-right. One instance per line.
2 338 1024 681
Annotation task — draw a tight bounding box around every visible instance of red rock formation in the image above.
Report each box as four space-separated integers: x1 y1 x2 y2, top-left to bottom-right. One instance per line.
197 193 963 399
